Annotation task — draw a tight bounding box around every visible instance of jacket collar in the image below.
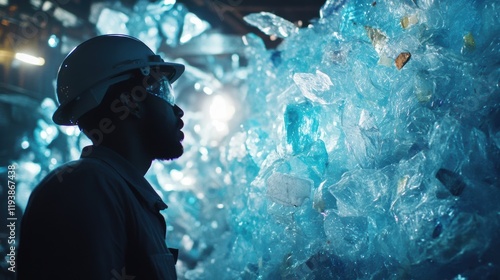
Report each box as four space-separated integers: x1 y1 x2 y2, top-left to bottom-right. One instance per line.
80 145 168 212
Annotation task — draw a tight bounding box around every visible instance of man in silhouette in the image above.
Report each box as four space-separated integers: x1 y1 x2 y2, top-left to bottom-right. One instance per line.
17 35 185 280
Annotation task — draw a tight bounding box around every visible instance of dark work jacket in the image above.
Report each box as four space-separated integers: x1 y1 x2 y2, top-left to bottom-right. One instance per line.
17 145 177 280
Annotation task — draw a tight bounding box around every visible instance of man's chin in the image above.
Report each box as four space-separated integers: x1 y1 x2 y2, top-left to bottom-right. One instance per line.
155 145 184 161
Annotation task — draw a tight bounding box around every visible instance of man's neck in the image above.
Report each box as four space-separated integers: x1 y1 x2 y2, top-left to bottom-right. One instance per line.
98 138 152 176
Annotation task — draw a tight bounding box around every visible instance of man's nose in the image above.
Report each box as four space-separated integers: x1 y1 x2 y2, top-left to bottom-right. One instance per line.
174 104 184 117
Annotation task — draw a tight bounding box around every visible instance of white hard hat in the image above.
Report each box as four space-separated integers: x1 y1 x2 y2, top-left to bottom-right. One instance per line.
52 34 185 125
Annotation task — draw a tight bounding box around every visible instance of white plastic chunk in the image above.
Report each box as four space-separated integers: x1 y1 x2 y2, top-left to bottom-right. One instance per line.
266 173 312 206
243 12 297 38
293 70 334 104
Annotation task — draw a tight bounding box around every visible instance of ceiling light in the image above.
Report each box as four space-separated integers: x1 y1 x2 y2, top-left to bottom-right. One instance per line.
14 53 45 66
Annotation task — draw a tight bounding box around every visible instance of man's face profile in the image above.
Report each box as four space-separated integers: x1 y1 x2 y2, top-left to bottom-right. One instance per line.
139 69 185 161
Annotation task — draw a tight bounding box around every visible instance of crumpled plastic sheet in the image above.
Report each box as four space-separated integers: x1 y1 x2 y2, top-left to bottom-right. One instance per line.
180 0 500 279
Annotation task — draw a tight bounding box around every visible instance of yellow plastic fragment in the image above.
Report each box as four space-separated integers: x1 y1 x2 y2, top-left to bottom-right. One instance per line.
463 32 476 52
401 14 419 29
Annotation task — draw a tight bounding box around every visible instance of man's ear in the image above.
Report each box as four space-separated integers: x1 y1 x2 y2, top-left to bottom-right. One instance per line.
119 92 138 109
119 92 141 118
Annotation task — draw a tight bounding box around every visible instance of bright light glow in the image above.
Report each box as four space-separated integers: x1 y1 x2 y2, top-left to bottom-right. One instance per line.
48 34 60 48
199 147 208 155
196 192 205 199
46 126 55 136
203 86 213 95
209 95 235 122
40 97 57 111
60 126 80 136
242 35 249 45
223 174 231 184
212 120 229 134
21 162 41 176
162 0 176 5
15 53 45 66
181 234 194 250
36 119 59 145
170 169 184 181
231 54 240 68
42 1 53 11
161 184 176 192
181 176 195 186
231 54 239 62
201 154 209 162
21 140 30 149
